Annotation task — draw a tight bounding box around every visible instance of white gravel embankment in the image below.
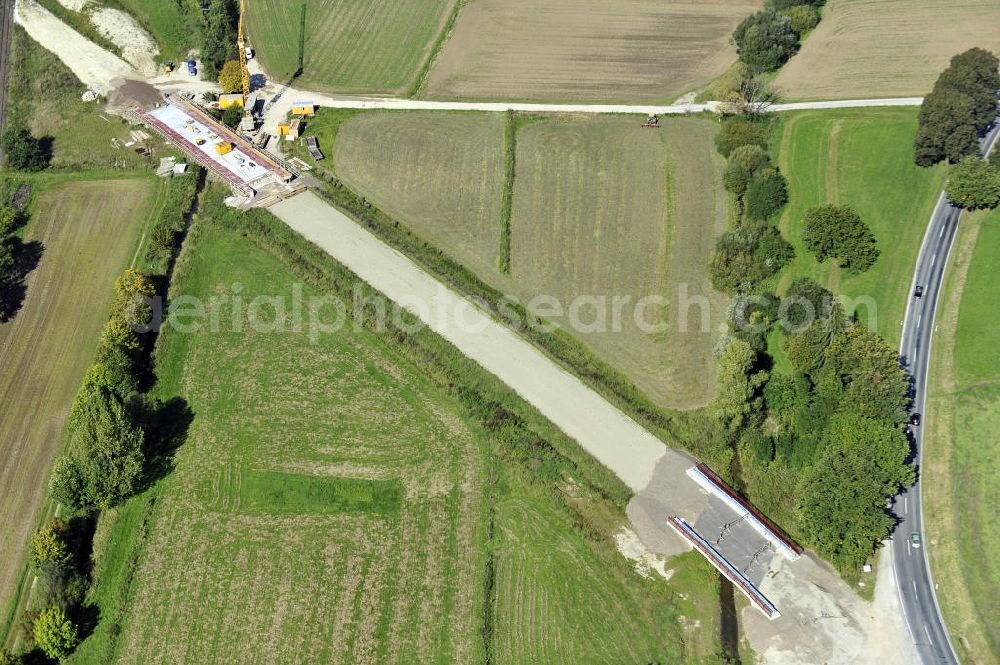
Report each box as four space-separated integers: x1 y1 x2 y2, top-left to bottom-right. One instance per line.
89 7 159 77
270 191 683 493
14 0 136 94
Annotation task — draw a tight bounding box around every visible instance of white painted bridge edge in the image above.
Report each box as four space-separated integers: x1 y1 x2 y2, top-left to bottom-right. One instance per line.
667 517 780 621
686 466 801 562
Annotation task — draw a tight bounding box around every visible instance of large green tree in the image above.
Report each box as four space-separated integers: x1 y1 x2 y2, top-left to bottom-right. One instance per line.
712 338 769 431
802 204 879 272
733 10 800 72
799 415 914 572
946 155 1000 209
201 0 238 77
50 386 145 510
2 128 48 171
915 48 1000 166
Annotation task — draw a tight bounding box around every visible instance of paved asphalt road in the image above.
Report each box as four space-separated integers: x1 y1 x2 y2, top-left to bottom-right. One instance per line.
893 111 1000 665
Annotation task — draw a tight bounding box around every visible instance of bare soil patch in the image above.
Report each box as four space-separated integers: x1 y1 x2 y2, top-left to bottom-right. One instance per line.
776 0 1000 100
425 0 761 103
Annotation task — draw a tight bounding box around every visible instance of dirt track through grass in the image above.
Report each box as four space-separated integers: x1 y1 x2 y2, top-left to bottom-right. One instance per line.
775 0 1000 100
0 177 153 621
247 0 454 94
425 0 760 102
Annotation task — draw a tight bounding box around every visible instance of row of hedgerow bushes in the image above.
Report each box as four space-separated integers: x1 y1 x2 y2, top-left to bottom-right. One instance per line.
6 172 202 664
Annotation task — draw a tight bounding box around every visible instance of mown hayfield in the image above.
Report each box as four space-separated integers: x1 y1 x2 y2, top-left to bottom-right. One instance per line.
90 213 716 663
0 177 155 627
775 0 1000 100
246 0 455 93
924 207 1000 665
333 111 506 278
506 115 727 410
332 113 728 410
771 109 947 351
110 223 488 664
424 0 761 103
492 489 712 665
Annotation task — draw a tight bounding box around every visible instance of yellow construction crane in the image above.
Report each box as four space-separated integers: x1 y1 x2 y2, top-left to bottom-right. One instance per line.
237 0 254 132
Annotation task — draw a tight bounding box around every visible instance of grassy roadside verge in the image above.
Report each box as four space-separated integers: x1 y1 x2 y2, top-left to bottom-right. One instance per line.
924 207 1000 664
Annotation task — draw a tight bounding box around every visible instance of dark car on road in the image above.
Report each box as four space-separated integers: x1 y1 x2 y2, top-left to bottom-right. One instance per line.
910 413 921 426
914 285 924 298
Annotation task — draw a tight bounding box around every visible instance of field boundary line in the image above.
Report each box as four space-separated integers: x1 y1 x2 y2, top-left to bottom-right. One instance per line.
497 110 515 274
407 0 465 99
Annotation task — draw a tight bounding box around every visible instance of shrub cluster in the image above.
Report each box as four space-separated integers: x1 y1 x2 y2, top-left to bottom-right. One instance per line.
733 1 825 73
14 518 84 660
710 118 792 294
715 276 913 575
0 204 25 320
915 48 1000 166
145 169 202 270
802 204 879 272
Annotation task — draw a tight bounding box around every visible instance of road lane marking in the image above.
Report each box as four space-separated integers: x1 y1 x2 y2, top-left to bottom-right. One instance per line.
904 496 908 513
917 315 922 329
939 225 945 238
907 540 912 556
930 253 937 267
924 624 934 646
913 580 918 595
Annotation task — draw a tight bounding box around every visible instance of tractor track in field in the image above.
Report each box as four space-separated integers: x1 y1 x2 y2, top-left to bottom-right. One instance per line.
0 0 16 144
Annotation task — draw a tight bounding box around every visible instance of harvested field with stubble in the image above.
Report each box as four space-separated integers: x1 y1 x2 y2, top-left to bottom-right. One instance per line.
424 0 761 102
0 177 154 626
333 111 506 278
775 0 1000 100
333 112 728 410
247 0 455 93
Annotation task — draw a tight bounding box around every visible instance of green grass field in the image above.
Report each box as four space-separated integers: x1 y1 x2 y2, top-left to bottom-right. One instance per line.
772 109 948 346
331 112 728 411
247 0 454 93
6 24 158 171
0 176 156 639
74 207 721 663
927 208 1000 664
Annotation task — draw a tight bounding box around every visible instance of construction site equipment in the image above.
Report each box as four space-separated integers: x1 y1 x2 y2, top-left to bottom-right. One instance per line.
305 136 324 161
219 93 245 110
237 0 255 132
642 113 660 128
277 123 291 137
215 141 234 156
287 118 302 140
187 60 197 76
164 61 174 73
292 102 317 116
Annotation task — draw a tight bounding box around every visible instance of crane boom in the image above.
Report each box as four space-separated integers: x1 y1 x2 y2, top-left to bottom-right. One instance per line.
237 0 254 131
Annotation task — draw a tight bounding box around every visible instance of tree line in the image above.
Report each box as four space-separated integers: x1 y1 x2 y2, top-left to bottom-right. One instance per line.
707 105 908 575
